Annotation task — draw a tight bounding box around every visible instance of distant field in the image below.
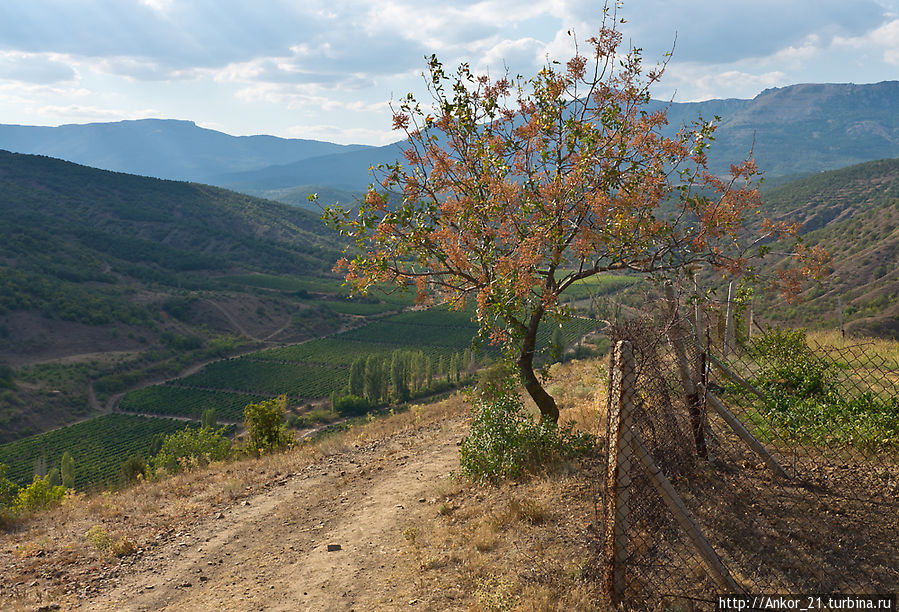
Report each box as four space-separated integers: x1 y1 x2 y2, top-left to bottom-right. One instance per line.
117 307 603 419
0 414 204 490
560 274 638 302
220 274 343 293
2 309 604 490
119 386 273 422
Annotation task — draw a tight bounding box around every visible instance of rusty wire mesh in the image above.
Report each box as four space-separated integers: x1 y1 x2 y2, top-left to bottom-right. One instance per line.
595 289 899 610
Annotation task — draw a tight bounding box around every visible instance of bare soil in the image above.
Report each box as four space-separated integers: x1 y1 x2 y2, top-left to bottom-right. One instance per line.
1 400 472 611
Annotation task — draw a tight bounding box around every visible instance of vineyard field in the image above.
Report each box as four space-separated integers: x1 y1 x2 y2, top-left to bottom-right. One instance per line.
177 359 344 397
560 274 638 302
0 414 204 490
120 385 273 422
117 307 603 419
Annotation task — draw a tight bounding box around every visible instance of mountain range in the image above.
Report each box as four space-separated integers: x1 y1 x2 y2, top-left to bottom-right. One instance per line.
0 81 896 208
0 118 370 184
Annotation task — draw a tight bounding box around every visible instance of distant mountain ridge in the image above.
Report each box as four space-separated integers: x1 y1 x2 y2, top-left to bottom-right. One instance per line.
216 80 899 202
0 118 371 183
0 81 896 206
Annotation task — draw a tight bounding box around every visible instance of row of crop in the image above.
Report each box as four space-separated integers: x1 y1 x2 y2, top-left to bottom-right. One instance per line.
176 359 345 398
339 321 479 348
120 385 272 422
536 316 604 349
0 414 194 490
116 309 600 419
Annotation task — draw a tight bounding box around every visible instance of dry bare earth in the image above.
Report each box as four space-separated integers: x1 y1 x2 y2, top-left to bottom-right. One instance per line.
87 422 461 610
2 362 610 612
1 398 469 611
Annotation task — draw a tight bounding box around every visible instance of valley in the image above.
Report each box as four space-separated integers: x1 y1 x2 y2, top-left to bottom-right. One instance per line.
0 81 897 609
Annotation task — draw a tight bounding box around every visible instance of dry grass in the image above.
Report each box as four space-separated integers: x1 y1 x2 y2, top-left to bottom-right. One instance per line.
387 451 606 611
808 329 899 367
1 371 613 611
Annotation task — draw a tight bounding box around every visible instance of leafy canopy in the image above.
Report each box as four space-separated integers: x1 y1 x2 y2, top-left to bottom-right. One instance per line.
322 18 800 421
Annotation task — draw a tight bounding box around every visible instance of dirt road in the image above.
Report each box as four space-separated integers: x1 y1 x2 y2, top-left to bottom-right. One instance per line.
75 417 466 611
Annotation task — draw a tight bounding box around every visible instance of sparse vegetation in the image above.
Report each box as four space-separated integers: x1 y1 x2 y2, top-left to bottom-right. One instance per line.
459 382 596 484
150 425 233 474
740 329 899 450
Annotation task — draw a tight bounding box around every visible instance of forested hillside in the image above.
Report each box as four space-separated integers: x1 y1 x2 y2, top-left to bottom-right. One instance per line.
754 158 899 337
0 150 374 442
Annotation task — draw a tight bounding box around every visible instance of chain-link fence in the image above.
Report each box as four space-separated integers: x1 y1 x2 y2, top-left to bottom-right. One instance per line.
595 285 898 610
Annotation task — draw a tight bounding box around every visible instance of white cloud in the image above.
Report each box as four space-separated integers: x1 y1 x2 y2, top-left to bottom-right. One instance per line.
664 65 789 101
834 18 899 66
35 104 161 122
139 0 174 15
0 52 77 84
479 37 546 74
0 0 895 143
286 123 397 146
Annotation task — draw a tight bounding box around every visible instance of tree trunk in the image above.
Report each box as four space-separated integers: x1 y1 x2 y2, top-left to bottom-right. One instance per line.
517 310 559 423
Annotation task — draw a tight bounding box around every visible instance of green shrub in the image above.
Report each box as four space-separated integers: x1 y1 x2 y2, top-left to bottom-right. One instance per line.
201 407 217 429
244 395 293 455
151 426 232 474
0 463 19 508
120 453 148 484
85 525 112 551
330 392 371 417
751 329 830 398
11 475 66 513
0 363 15 390
459 382 596 484
748 329 898 450
60 451 75 489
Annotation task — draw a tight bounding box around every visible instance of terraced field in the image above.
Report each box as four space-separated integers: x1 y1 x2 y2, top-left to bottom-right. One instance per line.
0 307 602 491
0 414 204 489
119 308 603 419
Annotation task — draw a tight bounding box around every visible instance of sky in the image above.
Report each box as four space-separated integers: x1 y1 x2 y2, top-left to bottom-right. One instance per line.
0 0 897 146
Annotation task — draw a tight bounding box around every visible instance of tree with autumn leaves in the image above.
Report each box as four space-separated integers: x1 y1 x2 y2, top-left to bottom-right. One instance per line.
322 21 822 423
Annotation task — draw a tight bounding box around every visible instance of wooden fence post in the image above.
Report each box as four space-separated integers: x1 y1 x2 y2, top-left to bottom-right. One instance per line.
838 297 845 338
724 281 735 357
628 432 741 593
699 385 789 479
694 276 705 382
603 340 635 605
665 283 708 458
747 299 754 340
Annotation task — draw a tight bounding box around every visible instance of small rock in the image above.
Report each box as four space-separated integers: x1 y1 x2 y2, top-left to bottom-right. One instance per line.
214 512 224 519
327 544 342 552
241 500 250 506
418 497 426 503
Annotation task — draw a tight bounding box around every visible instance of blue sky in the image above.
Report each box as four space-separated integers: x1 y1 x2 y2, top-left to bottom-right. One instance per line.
0 0 896 145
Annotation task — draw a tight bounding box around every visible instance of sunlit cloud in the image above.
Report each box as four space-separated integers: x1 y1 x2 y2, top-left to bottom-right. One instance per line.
0 0 894 143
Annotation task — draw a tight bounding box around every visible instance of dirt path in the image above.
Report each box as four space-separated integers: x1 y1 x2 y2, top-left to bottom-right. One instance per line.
75 417 466 612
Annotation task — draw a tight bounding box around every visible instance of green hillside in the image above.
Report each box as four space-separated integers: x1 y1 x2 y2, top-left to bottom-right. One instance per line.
753 158 899 337
0 151 409 442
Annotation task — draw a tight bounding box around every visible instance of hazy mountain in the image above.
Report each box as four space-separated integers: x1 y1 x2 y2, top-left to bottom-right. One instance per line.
2 82 896 208
215 81 899 205
0 118 371 182
703 81 899 178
